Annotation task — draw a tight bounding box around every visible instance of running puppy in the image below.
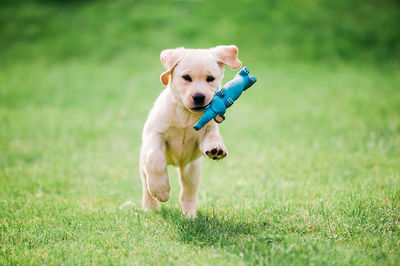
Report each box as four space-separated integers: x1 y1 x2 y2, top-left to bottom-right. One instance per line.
140 45 242 217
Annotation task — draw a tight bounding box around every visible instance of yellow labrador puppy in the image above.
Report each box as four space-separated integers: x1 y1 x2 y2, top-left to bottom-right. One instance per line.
140 45 242 217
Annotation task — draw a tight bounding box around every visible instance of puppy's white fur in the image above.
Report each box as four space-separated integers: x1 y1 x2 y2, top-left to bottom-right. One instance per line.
140 45 242 217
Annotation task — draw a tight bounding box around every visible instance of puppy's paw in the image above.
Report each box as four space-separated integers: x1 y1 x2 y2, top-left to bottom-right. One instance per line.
183 209 197 218
148 180 170 202
150 189 170 202
204 144 228 160
181 200 197 218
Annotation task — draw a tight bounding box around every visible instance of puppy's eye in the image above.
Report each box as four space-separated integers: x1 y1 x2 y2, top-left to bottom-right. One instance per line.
206 76 215 82
182 75 192 82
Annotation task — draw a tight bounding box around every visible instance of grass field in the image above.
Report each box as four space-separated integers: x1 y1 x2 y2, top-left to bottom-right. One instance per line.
1 0 400 264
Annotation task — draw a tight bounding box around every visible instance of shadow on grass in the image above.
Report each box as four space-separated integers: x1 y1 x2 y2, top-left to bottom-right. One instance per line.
159 206 277 262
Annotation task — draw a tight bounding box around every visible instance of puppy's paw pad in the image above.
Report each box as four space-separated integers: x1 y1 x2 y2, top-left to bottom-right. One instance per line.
205 146 227 160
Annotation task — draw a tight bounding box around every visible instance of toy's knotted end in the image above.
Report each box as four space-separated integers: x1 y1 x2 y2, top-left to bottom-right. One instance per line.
249 75 257 85
243 74 257 91
239 67 250 76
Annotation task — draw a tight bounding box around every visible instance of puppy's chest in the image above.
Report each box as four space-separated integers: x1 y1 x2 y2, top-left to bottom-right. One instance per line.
163 126 202 165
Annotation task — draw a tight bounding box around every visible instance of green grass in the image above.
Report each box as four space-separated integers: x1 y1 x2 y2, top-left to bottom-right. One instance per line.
1 0 400 264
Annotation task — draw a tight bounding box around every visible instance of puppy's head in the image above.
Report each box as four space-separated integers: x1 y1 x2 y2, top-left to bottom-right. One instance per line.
160 45 242 112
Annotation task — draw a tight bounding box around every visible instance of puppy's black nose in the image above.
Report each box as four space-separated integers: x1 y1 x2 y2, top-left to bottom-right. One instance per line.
193 93 205 105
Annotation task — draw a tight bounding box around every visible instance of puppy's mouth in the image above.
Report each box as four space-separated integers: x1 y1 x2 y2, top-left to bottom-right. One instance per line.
191 106 207 112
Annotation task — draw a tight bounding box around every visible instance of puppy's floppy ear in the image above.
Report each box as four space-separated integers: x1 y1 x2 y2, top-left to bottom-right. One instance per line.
160 47 185 85
211 45 242 69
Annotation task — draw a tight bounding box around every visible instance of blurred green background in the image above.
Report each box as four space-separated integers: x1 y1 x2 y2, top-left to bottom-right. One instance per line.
1 0 400 64
1 0 400 264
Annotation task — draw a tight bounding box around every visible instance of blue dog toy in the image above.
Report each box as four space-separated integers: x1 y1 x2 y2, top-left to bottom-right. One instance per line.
193 67 257 130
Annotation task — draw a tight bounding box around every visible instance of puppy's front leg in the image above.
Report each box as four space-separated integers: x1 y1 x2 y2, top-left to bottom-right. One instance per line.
142 133 170 202
199 125 228 160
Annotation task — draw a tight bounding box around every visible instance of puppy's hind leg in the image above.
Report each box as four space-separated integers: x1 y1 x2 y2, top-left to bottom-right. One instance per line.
140 165 160 211
178 158 202 218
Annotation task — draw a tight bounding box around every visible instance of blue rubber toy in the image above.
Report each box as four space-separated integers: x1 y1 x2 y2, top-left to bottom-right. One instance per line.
193 67 257 131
